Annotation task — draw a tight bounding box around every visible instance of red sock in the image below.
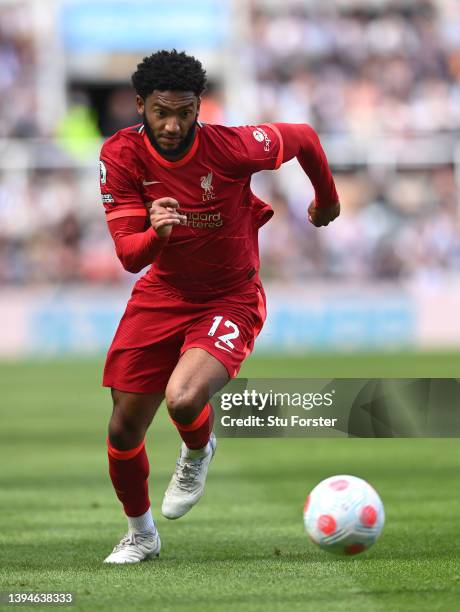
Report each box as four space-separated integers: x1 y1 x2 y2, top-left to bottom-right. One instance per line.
171 403 214 450
107 438 150 517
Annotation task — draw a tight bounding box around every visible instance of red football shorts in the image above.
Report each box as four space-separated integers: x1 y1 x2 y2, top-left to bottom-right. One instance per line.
103 274 267 394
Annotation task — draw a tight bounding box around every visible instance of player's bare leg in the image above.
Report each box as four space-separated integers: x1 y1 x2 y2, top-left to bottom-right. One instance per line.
162 348 229 519
108 388 163 448
104 390 163 564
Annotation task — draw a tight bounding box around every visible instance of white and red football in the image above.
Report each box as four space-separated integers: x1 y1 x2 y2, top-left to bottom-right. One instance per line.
303 475 385 555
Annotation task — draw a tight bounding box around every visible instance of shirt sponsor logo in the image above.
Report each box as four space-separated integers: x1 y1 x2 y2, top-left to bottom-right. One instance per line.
181 210 223 229
253 127 271 152
200 171 215 201
99 160 107 184
101 193 114 203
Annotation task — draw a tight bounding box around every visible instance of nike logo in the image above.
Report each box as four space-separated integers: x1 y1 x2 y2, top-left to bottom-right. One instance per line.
143 180 162 186
215 341 232 353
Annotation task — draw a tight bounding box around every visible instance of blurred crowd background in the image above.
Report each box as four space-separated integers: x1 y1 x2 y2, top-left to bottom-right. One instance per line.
0 0 459 286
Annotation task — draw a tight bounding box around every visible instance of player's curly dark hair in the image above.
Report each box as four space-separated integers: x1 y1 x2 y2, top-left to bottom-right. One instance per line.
131 49 207 98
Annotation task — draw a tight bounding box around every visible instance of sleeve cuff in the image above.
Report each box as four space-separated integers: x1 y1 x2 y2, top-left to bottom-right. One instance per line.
105 208 148 221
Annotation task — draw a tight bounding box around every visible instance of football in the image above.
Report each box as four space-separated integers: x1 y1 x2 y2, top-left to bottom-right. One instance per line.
303 475 385 555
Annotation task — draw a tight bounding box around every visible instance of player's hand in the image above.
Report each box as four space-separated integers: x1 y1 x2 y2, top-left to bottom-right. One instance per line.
308 200 340 227
148 197 187 238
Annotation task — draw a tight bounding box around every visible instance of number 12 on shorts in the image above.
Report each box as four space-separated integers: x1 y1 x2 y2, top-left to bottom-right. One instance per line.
208 316 240 352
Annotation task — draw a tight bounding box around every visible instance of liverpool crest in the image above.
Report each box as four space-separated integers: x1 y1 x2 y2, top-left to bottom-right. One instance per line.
200 171 215 201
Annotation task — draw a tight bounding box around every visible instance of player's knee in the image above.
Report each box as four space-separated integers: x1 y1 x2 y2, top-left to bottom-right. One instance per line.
108 412 145 449
165 385 202 422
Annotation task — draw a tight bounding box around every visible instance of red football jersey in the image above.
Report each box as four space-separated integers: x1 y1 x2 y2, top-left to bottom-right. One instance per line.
100 122 282 297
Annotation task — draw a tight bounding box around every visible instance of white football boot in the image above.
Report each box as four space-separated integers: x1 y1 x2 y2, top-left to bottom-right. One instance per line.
103 529 161 564
162 433 216 520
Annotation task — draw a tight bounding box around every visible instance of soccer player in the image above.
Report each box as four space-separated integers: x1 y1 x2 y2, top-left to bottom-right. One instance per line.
100 50 339 563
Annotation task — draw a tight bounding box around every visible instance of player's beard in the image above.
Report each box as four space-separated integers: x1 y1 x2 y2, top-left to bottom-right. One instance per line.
143 112 198 159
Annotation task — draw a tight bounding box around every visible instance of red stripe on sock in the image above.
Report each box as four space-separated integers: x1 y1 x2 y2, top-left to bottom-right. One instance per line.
171 403 214 450
107 437 145 460
170 403 211 432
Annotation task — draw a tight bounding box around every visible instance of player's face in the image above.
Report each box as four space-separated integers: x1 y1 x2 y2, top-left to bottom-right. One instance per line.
137 90 200 159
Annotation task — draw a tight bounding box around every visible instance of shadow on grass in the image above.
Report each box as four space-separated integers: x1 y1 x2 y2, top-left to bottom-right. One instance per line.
4 537 458 572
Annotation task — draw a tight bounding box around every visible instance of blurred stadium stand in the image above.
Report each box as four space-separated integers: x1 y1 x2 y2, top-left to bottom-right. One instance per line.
1 0 459 354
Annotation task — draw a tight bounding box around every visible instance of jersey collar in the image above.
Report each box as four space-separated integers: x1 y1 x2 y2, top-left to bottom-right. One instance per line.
142 127 200 168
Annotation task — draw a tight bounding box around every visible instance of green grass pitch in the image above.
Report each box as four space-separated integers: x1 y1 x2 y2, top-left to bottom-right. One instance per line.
1 353 459 611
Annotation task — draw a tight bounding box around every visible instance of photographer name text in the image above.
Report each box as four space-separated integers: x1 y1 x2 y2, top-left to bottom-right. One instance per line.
220 415 338 428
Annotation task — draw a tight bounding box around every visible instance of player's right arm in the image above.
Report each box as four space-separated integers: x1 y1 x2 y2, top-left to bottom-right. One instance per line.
99 145 184 273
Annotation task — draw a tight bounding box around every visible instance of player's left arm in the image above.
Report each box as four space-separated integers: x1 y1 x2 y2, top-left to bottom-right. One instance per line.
271 123 340 227
223 123 339 227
